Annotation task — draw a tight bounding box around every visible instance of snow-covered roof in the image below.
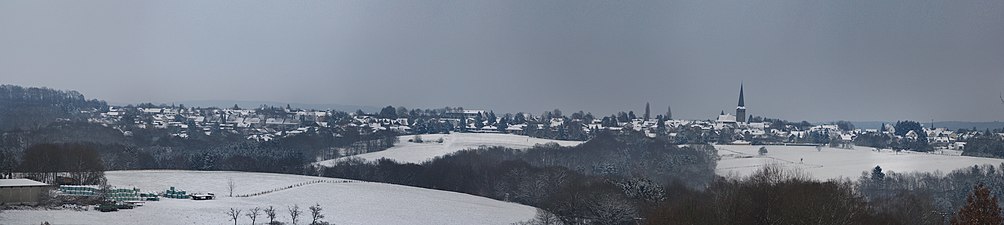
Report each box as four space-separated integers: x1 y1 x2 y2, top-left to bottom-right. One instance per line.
717 114 736 123
0 179 49 187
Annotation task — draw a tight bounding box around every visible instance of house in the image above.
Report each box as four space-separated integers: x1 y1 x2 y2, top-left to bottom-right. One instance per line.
950 142 967 150
0 179 54 205
905 130 919 139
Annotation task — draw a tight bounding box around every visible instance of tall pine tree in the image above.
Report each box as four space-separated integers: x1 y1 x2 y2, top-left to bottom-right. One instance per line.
951 184 1004 225
644 102 651 121
666 105 672 120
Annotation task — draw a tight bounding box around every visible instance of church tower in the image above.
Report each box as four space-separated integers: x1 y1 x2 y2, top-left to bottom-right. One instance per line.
736 83 746 123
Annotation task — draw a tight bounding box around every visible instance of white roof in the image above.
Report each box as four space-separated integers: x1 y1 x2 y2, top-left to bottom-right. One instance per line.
0 179 49 187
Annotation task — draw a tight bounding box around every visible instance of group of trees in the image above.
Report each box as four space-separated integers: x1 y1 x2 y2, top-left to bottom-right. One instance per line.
961 134 1004 158
648 165 1004 225
857 164 1004 224
15 143 105 184
648 165 875 224
321 131 718 224
0 118 401 178
229 204 327 225
893 120 932 151
0 84 107 131
853 120 935 152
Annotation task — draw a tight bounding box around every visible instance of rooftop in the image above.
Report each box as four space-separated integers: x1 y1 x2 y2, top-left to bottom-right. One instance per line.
0 178 50 187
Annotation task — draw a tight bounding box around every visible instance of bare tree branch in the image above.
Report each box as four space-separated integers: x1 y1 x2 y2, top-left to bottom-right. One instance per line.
288 204 302 225
226 208 242 225
246 207 261 225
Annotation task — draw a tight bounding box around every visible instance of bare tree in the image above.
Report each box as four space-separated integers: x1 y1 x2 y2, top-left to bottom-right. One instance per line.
288 204 302 225
228 177 235 197
264 206 277 224
246 207 261 225
226 208 242 225
309 203 325 225
514 209 563 225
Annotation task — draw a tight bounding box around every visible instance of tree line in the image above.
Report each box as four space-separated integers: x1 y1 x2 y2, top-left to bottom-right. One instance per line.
320 131 719 224
0 84 106 131
0 121 400 178
15 143 105 185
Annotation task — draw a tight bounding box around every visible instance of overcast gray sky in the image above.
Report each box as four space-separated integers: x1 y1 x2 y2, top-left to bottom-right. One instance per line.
2 0 1003 121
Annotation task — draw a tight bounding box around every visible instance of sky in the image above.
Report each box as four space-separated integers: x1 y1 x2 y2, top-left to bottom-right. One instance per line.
2 0 1003 122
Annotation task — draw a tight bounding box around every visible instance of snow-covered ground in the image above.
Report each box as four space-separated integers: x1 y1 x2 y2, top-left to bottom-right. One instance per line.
317 133 583 165
716 145 1004 180
3 170 536 225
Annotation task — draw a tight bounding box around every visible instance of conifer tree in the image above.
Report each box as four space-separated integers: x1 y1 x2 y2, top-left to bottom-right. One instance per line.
951 184 1004 225
666 105 672 120
644 102 651 121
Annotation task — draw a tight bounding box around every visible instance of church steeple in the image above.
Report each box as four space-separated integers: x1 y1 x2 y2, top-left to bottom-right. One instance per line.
738 82 745 107
736 83 746 123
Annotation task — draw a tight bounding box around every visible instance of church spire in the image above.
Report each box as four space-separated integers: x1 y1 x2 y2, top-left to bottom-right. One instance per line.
735 82 747 123
738 82 745 107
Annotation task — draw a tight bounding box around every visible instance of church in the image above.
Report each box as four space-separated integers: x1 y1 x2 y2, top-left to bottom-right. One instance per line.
717 83 747 124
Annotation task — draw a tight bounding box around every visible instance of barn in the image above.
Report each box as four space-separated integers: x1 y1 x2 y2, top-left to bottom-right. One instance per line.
0 179 54 205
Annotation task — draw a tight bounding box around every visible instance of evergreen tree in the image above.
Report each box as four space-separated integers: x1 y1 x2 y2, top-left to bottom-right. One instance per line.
951 184 1003 225
666 105 673 120
459 112 468 132
514 113 526 124
487 111 497 126
871 166 885 182
497 117 509 133
474 112 485 129
644 102 651 121
656 115 667 136
617 112 629 122
379 106 397 118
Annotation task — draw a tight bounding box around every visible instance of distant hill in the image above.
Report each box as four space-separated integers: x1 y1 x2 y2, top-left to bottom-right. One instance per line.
851 121 1004 130
0 84 107 131
142 100 380 113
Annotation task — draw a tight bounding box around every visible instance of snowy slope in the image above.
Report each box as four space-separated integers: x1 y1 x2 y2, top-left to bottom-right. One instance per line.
3 170 536 225
317 133 583 165
716 145 1004 180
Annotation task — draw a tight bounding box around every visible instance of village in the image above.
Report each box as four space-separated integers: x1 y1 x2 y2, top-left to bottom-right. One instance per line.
81 85 984 152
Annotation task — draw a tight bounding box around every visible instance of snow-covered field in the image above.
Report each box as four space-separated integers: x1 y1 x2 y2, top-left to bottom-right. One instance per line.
716 145 1004 180
317 133 583 165
3 170 536 225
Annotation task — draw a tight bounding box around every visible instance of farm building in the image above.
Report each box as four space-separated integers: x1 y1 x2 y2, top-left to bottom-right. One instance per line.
0 179 54 205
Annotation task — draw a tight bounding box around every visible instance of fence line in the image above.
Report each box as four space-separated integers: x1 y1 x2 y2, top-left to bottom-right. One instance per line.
234 179 354 198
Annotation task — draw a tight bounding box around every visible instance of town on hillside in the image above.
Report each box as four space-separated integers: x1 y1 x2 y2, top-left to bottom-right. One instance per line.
82 84 984 151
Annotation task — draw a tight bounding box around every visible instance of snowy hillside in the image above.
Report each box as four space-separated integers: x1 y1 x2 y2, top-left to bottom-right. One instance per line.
716 145 1004 180
4 170 536 225
317 133 583 165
